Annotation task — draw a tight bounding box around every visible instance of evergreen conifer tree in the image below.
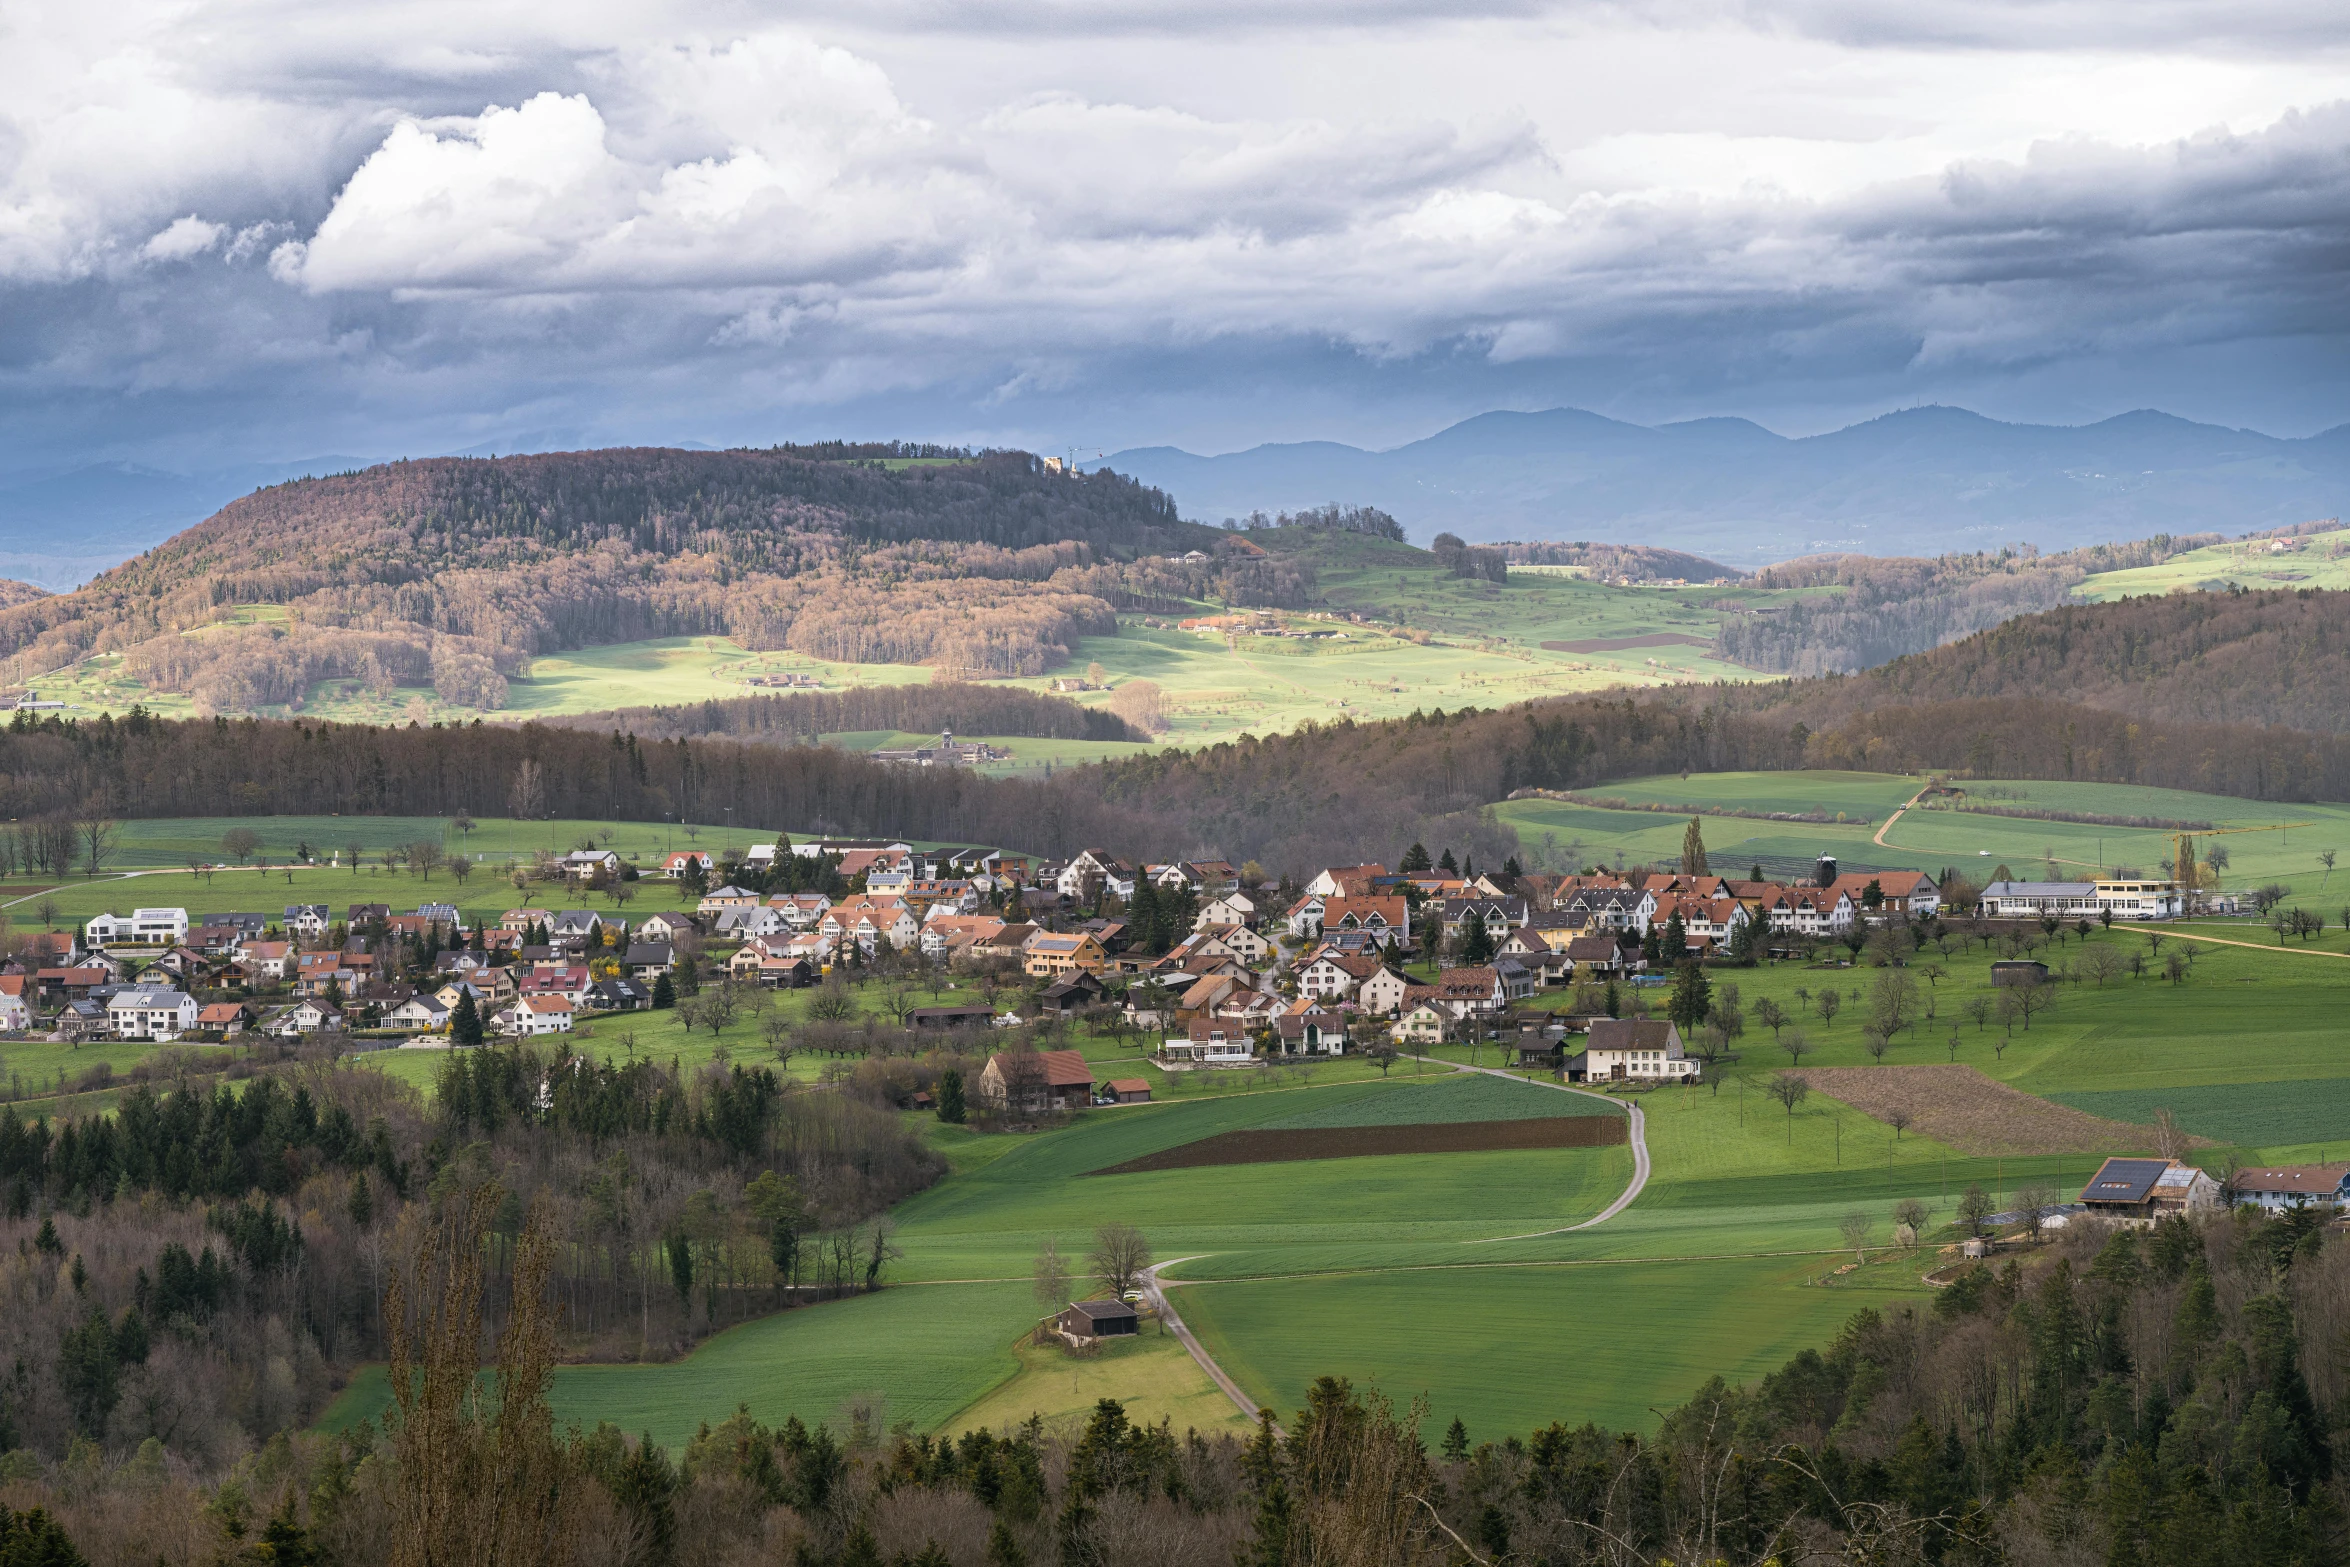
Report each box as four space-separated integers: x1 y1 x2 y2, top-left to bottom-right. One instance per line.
1400 842 1432 874
450 989 484 1046
937 1068 967 1124
652 971 676 1009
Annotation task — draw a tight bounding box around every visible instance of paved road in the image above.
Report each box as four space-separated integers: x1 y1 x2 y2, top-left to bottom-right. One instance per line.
1146 1060 1656 1419
1436 1059 1650 1242
1141 1256 1265 1422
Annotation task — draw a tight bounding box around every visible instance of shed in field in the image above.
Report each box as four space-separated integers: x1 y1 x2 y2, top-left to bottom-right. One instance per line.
1055 1299 1140 1344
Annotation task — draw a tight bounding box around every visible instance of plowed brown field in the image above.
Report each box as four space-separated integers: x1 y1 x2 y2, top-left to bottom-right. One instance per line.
1088 1115 1628 1176
1793 1064 2191 1156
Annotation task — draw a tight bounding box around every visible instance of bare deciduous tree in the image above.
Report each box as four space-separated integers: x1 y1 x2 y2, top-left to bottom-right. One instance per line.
1088 1222 1152 1300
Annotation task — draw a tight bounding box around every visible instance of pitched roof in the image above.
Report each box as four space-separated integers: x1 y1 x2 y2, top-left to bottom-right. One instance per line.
991 1047 1092 1087
2081 1157 2172 1204
1586 1018 1678 1051
2235 1164 2350 1196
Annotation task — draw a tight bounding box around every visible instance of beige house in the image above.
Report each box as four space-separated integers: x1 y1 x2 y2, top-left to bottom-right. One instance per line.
1581 1019 1698 1083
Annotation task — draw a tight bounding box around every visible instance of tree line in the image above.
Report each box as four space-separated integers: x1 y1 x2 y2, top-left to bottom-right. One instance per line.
552 683 1145 745
5 1202 2349 1565
0 1040 941 1473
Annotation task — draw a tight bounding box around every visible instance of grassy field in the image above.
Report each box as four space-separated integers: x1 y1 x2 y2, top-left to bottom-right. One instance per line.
1494 770 2350 893
22 528 1793 753
320 1280 1039 1452
945 1321 1251 1438
2075 525 2350 600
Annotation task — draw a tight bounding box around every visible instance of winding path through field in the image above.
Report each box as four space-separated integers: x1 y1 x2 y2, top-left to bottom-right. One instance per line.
1145 1059 1655 1420
2115 923 2350 960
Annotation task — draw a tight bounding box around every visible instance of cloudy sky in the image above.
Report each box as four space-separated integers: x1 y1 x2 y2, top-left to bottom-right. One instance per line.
5 0 2349 475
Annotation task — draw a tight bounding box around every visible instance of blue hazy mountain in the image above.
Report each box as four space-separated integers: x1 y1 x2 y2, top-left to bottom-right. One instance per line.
1101 406 2350 564
0 457 372 590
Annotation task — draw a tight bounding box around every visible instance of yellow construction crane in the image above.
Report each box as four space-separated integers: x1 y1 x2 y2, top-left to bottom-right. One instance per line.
2173 822 2316 904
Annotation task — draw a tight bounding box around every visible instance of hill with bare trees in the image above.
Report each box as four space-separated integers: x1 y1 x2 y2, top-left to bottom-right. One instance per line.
0 447 1310 711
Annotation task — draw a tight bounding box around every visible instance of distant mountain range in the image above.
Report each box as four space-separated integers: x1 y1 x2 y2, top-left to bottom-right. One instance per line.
0 458 369 590
1100 406 2350 565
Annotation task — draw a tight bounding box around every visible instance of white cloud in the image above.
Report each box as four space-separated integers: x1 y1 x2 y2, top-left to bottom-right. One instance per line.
142 215 228 262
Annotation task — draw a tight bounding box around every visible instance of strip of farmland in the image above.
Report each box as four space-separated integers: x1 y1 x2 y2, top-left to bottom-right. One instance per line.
1088 1115 1628 1176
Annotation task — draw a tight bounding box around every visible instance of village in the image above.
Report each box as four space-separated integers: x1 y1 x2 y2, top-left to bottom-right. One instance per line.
6 829 2196 1108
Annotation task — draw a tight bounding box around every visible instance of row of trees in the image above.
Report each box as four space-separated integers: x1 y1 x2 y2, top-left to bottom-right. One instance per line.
9 1204 2350 1566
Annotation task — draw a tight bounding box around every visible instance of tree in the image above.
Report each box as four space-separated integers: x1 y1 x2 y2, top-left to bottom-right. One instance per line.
1679 817 1709 876
509 758 547 820
2014 1181 2059 1244
450 990 485 1047
404 840 445 881
1956 1184 1995 1238
1364 1040 1399 1077
651 972 675 1009
937 1067 967 1124
1838 1212 1871 1262
1032 1238 1071 1332
1862 1028 1890 1063
1666 961 1711 1033
221 827 263 866
1963 995 1989 1031
1816 989 1841 1028
1892 1198 1930 1245
1886 1107 1913 1140
450 855 474 889
1456 918 1496 967
1400 842 1432 874
1752 997 1787 1040
345 838 364 874
1765 1072 1809 1142
2324 849 2340 885
1780 1028 1811 1068
1089 1223 1151 1300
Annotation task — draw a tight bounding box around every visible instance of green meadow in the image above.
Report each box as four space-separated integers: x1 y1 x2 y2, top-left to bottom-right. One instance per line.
1495 770 2350 893
2074 524 2350 600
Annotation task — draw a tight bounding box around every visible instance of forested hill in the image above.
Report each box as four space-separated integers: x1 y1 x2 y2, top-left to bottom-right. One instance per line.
1826 586 2350 732
0 447 1306 710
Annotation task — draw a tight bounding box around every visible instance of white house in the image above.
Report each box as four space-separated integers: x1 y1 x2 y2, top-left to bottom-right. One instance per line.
1980 881 2101 919
85 908 191 949
2094 879 2184 920
497 996 576 1036
107 987 197 1041
386 995 453 1033
1581 1018 1699 1083
0 976 27 1032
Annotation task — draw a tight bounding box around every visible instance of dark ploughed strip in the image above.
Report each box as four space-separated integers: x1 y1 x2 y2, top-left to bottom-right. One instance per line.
1087 1114 1627 1176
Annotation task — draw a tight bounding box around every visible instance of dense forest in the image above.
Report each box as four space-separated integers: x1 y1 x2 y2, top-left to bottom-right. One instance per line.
5 1204 2349 1565
1809 585 2350 732
552 684 1143 745
0 450 1321 702
1716 533 2231 675
0 1039 945 1472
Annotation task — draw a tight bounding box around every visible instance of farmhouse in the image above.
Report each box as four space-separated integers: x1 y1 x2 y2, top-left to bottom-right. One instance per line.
1581 1018 1698 1083
979 1048 1094 1112
1023 931 1107 978
2079 1157 2222 1223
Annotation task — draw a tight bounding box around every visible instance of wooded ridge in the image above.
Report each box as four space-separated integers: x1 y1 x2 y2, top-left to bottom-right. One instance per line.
0 449 1314 705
